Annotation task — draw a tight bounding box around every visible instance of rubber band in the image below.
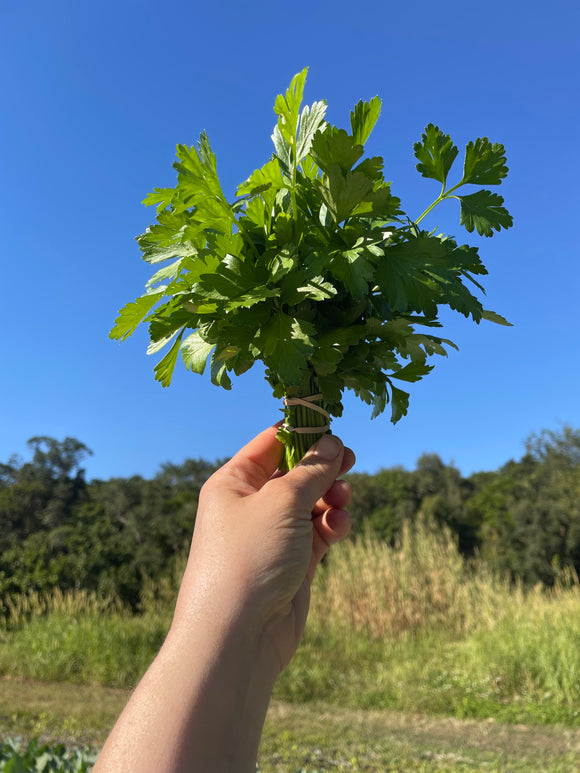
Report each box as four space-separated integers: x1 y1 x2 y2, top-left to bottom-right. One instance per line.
281 421 331 434
283 394 330 418
282 394 331 434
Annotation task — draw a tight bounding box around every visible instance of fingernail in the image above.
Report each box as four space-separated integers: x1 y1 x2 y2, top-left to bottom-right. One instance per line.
310 434 342 461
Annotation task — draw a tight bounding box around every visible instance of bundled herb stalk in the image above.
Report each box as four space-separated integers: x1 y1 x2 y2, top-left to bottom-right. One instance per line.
111 68 512 470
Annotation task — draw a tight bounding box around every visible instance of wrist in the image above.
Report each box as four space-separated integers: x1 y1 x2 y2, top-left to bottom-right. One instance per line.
158 610 277 772
170 549 292 684
167 600 280 689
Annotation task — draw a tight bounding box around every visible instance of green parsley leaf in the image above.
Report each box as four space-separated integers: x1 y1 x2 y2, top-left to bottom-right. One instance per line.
142 187 176 214
375 232 485 319
112 69 513 469
274 68 308 146
153 331 184 387
461 138 509 186
110 292 164 341
296 101 327 163
181 331 215 374
414 124 459 185
237 158 283 197
311 128 363 174
328 249 374 299
210 354 232 389
257 313 315 386
458 190 513 236
392 360 434 383
482 309 513 326
145 258 184 292
389 384 410 423
350 97 382 146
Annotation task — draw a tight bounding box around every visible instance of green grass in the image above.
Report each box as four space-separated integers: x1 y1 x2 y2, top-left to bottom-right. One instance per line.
3 681 580 772
258 702 580 772
0 612 166 688
2 682 580 772
272 524 580 726
5 525 580 769
3 523 580 730
274 622 580 726
0 679 127 748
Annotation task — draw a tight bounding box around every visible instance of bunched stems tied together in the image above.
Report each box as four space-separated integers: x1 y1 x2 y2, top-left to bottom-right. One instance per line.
279 387 332 471
110 68 513 467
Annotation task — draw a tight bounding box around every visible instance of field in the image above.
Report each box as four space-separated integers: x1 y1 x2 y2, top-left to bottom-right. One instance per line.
3 523 580 771
3 681 580 772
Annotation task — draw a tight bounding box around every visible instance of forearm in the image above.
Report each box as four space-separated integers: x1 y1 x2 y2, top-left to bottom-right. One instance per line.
93 614 278 773
93 429 352 772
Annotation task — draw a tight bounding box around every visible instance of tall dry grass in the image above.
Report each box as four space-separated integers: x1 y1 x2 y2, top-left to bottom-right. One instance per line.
2 587 124 630
0 587 166 687
138 553 186 619
4 520 580 723
277 519 580 722
310 517 521 639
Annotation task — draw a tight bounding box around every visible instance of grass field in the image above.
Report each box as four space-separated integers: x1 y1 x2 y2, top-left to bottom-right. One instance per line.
2 679 580 772
3 523 580 770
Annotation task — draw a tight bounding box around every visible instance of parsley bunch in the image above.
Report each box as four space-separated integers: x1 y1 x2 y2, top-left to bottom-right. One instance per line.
111 69 512 470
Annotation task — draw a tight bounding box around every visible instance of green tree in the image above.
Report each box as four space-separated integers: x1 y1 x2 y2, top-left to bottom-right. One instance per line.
512 427 580 585
466 427 580 585
346 466 418 542
0 437 93 544
413 453 478 554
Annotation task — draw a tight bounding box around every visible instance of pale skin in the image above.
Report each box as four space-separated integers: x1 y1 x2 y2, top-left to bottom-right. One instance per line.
93 426 355 773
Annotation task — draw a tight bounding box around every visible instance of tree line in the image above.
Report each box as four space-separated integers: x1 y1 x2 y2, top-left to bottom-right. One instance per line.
1 427 580 611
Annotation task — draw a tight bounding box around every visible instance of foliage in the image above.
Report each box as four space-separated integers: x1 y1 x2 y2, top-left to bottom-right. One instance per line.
0 737 97 772
347 454 478 553
309 517 503 640
2 426 580 612
0 609 166 687
0 437 219 612
5 527 580 733
110 68 512 468
346 465 418 543
281 530 580 727
467 426 580 585
0 438 91 554
5 683 580 773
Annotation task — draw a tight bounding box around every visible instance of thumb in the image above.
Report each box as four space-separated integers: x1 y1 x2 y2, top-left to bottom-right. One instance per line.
278 434 345 513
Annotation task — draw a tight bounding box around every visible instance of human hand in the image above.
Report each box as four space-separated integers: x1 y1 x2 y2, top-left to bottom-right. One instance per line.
93 426 355 773
171 425 355 677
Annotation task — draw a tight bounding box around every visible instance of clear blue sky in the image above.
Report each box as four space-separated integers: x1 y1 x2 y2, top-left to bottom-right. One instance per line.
1 0 579 481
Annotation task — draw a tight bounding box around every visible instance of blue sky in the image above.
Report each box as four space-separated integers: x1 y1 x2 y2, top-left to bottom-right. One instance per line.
1 0 579 481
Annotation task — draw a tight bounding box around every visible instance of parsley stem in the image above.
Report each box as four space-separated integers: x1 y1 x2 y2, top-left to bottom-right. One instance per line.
414 181 464 226
236 220 261 261
281 372 331 469
291 152 298 223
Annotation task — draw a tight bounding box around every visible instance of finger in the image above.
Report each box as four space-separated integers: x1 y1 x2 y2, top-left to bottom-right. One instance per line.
277 435 345 515
307 508 351 582
216 424 283 493
270 444 354 484
313 479 352 515
339 446 356 476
